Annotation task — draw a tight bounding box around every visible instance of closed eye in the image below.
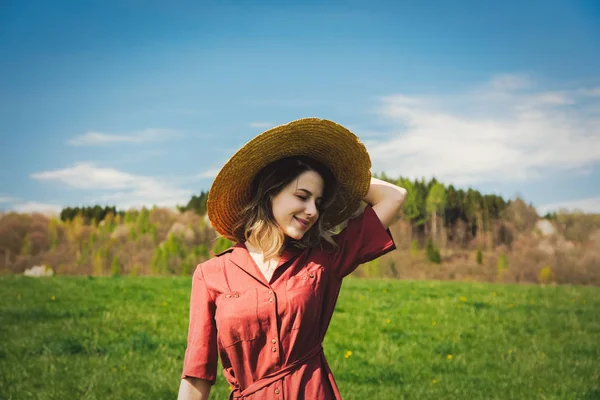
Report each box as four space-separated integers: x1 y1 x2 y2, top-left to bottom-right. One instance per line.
296 195 322 210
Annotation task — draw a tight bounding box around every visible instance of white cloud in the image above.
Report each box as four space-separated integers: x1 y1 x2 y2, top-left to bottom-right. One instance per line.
30 163 192 209
195 169 220 179
0 195 17 203
248 122 275 129
12 201 62 215
579 87 600 97
67 129 181 146
368 74 600 186
487 73 531 92
537 196 600 215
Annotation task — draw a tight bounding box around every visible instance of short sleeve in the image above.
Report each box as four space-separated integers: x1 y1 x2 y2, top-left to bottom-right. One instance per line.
181 264 218 383
329 204 396 279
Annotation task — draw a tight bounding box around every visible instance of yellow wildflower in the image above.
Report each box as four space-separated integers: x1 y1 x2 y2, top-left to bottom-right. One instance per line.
447 354 453 360
431 379 437 384
51 295 56 301
385 318 391 324
459 296 467 302
344 351 353 359
432 321 437 326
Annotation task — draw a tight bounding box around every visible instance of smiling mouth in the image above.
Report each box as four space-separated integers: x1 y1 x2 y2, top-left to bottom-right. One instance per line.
294 217 309 229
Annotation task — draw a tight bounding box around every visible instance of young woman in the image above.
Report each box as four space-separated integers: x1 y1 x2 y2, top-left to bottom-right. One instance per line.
178 118 407 400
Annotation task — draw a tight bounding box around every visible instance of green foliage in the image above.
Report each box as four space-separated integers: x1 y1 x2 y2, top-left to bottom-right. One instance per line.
410 239 419 257
361 259 383 277
136 208 150 234
93 249 106 276
20 234 32 256
538 266 554 284
426 182 446 215
90 231 97 246
178 191 209 215
60 205 122 224
497 253 508 281
151 247 167 275
149 225 158 243
151 233 188 275
497 253 508 271
129 265 141 276
128 226 137 241
425 239 441 263
48 218 60 251
212 236 234 255
110 257 121 277
476 249 483 265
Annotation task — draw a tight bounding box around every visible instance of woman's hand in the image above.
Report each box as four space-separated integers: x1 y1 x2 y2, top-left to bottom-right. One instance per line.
363 177 407 229
178 377 212 400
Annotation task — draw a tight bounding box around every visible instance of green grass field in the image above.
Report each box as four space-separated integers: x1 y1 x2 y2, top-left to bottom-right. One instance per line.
1 275 599 399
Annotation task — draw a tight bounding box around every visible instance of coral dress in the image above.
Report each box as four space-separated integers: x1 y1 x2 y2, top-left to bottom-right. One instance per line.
182 205 396 399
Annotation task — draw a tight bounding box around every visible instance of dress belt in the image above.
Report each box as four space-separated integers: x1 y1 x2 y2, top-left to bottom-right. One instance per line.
226 343 324 399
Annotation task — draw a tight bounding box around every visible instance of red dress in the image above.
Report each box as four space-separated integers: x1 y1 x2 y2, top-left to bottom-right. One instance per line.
182 204 396 399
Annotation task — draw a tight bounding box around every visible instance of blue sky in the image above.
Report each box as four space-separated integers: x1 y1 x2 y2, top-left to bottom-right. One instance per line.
1 0 600 214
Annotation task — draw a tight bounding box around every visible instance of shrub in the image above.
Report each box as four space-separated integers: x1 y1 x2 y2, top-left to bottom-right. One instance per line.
410 239 419 257
476 249 483 265
496 253 508 282
425 239 441 264
538 266 554 284
110 256 121 277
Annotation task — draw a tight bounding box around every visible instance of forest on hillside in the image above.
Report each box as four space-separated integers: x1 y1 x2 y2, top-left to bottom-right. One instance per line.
1 175 599 285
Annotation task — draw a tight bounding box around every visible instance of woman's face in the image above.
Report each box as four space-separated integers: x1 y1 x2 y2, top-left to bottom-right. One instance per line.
271 170 324 240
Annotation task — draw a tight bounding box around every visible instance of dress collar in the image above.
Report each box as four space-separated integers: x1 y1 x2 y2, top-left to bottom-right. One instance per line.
228 242 301 286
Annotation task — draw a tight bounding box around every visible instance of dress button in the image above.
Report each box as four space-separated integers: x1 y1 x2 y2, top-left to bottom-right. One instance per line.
269 298 274 302
309 273 315 278
233 294 239 298
275 388 280 394
271 347 277 352
271 339 276 344
302 276 307 280
268 290 273 295
225 294 231 298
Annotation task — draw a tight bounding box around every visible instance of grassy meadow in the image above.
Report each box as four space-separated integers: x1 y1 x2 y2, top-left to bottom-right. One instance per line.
1 275 599 399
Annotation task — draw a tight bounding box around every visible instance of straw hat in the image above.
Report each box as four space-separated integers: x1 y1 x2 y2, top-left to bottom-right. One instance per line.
207 118 371 241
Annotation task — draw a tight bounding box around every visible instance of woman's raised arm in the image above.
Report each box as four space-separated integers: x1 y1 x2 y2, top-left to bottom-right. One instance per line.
363 177 407 229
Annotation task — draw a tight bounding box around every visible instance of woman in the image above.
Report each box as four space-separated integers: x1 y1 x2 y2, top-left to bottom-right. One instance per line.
178 118 407 399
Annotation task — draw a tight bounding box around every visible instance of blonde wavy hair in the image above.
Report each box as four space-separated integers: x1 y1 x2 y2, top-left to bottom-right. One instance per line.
231 156 343 260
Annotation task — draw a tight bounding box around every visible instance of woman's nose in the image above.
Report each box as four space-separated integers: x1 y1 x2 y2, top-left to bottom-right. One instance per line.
305 201 318 216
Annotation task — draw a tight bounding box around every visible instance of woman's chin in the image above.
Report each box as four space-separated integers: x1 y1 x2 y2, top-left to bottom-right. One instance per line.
285 229 304 240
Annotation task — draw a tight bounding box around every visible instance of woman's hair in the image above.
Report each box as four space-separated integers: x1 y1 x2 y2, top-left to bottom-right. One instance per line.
231 156 342 260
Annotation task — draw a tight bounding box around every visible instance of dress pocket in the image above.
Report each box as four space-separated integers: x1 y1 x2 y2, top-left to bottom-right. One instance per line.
215 288 260 348
285 268 321 330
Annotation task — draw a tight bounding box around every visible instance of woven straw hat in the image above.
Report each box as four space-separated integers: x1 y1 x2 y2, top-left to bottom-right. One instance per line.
207 118 371 241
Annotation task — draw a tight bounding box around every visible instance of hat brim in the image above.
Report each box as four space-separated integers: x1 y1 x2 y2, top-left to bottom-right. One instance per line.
207 118 371 241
